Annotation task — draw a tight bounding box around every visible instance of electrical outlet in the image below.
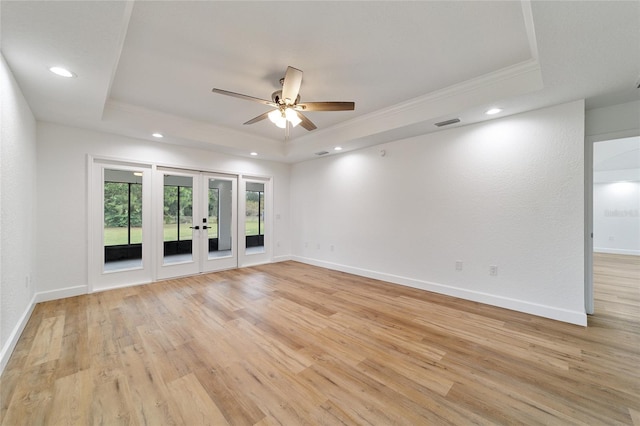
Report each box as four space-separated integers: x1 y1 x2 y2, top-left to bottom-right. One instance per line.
330 245 335 252
609 236 615 241
455 260 463 271
316 243 321 250
305 242 308 248
489 265 498 276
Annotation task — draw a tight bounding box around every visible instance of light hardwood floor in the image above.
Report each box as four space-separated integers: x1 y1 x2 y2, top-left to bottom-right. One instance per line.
1 256 638 425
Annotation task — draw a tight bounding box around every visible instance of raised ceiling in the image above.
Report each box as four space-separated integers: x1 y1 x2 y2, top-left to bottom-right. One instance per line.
1 1 639 162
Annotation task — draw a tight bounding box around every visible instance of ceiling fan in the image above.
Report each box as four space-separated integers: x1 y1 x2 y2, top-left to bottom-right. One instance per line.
212 66 355 133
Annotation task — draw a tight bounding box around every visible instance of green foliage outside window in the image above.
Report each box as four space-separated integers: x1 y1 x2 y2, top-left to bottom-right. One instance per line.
104 182 142 246
163 185 193 241
245 190 264 236
104 182 142 227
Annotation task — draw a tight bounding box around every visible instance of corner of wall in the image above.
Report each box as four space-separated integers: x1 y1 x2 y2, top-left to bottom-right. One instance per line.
0 52 38 375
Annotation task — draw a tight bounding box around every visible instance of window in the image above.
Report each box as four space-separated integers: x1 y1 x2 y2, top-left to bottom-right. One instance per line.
103 169 143 267
245 190 264 237
208 187 219 239
163 185 193 242
104 182 142 246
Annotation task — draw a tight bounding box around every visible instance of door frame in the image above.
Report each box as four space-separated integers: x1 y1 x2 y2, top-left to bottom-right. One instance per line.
585 128 640 314
88 157 154 292
239 175 273 267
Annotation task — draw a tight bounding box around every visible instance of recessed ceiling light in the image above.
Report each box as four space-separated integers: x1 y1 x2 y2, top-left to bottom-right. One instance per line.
250 152 258 156
486 108 502 115
49 66 76 78
334 146 343 151
152 133 164 138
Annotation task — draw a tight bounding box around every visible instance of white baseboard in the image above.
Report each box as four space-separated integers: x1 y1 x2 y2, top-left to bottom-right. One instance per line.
35 285 87 303
292 256 587 327
0 294 36 375
272 255 292 263
92 280 152 293
594 248 640 256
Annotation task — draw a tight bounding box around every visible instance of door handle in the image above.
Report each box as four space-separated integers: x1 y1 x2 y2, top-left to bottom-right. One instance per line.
190 226 200 230
202 225 209 230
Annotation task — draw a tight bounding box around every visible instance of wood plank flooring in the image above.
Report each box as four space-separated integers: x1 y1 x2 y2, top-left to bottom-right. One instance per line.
1 256 639 425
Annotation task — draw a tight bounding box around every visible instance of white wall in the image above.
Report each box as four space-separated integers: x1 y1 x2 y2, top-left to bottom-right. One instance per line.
35 122 291 297
0 54 38 372
291 100 586 325
593 180 640 255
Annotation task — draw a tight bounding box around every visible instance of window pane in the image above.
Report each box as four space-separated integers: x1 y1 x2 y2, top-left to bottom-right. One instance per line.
163 175 194 264
103 169 143 271
210 179 232 257
163 185 178 242
259 191 265 236
179 186 193 241
130 183 143 244
208 187 219 239
245 190 259 236
104 182 129 246
245 182 265 254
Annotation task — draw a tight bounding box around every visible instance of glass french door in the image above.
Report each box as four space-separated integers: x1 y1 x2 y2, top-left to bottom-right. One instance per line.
157 169 237 279
239 176 271 267
91 160 153 292
202 174 237 271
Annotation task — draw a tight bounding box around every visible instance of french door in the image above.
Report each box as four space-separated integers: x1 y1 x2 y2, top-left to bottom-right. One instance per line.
91 160 154 292
156 169 238 279
239 176 272 267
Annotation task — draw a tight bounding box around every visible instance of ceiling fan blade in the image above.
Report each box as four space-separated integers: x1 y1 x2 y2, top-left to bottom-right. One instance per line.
212 88 277 107
243 111 272 125
295 101 355 111
296 112 317 131
281 66 303 105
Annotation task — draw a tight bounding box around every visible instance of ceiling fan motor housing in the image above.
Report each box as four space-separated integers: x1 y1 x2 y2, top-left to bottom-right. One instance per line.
272 90 300 106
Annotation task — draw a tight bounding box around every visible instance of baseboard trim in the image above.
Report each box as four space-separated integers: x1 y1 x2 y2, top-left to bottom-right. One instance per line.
0 294 37 375
272 255 292 263
35 285 88 303
292 256 587 327
594 248 640 256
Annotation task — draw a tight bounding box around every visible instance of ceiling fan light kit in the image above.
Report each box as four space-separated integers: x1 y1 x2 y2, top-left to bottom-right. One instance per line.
268 109 287 128
285 108 302 126
212 66 355 134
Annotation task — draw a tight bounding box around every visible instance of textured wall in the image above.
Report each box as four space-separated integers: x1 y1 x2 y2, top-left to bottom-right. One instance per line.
291 100 586 324
0 54 37 363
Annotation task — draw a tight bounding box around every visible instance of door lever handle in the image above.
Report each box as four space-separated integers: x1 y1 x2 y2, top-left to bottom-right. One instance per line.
189 226 200 230
202 225 209 230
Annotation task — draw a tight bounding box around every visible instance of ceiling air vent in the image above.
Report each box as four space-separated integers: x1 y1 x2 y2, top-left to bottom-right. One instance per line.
435 118 461 127
315 151 329 156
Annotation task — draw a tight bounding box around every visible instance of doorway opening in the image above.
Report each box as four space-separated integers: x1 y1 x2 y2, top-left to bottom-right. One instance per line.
590 136 640 321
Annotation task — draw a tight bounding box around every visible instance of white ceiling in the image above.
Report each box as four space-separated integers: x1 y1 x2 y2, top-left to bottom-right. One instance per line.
2 1 639 163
